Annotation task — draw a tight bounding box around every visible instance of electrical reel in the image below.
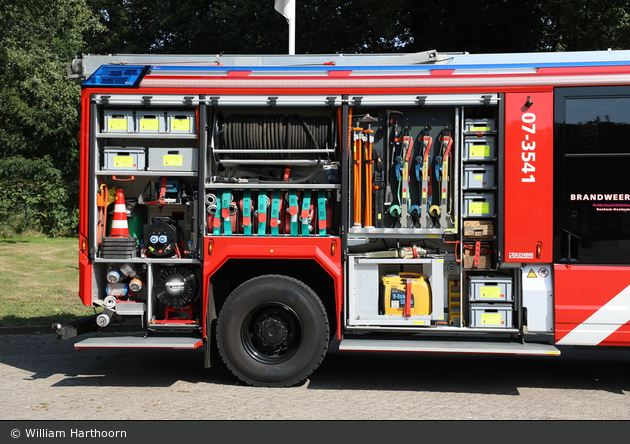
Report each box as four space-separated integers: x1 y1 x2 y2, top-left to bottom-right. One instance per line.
144 217 184 258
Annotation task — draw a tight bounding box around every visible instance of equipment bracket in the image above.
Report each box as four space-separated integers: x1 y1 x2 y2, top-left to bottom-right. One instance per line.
353 97 363 107
416 96 427 106
100 95 111 106
184 96 194 107
209 96 220 107
326 96 337 107
268 96 278 107
482 95 492 106
142 95 153 106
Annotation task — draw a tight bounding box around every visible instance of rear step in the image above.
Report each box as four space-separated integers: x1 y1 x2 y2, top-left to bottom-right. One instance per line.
75 336 203 350
339 338 560 356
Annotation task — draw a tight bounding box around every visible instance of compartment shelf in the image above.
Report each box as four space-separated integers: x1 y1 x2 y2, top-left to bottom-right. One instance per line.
205 182 339 190
97 133 198 140
97 171 198 177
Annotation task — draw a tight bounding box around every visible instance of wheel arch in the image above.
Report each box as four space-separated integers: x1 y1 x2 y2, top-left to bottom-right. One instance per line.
208 258 337 335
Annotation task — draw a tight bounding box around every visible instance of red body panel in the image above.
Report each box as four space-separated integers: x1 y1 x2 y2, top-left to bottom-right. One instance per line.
78 90 93 306
503 92 554 262
202 237 343 339
554 264 630 345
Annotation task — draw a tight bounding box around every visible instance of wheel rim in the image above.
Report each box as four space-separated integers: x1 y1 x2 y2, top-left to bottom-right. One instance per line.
241 302 303 364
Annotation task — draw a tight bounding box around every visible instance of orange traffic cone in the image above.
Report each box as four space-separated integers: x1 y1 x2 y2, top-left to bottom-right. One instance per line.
110 189 130 237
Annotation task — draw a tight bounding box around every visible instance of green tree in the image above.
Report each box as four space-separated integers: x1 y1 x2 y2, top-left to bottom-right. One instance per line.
0 0 104 180
403 0 545 53
540 0 630 51
0 0 103 236
0 156 77 236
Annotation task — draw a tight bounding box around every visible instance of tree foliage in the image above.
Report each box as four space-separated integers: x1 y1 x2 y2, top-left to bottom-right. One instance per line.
0 0 102 236
0 156 77 237
82 0 630 55
0 0 104 180
540 0 630 51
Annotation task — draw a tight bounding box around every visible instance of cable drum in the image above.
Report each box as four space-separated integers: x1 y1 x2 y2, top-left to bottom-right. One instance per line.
220 114 332 160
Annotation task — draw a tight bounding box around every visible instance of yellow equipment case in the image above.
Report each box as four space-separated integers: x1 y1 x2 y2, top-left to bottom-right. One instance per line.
380 273 432 317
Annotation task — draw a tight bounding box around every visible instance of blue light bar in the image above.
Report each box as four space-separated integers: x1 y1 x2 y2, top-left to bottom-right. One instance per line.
83 65 149 87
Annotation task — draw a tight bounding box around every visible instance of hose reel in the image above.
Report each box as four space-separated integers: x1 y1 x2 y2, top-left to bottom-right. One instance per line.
217 113 334 160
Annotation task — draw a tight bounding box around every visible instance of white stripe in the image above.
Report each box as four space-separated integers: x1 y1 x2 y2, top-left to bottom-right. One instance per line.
110 220 128 229
113 204 126 213
557 285 630 345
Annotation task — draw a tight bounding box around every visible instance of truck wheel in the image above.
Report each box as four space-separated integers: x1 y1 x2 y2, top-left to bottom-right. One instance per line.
216 275 329 387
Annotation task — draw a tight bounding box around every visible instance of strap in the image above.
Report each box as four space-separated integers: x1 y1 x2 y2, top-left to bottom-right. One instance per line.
317 190 327 236
257 192 268 235
142 176 168 206
212 196 222 235
269 190 281 236
404 278 412 318
474 240 481 268
242 190 252 235
288 190 299 236
221 191 232 235
301 190 312 236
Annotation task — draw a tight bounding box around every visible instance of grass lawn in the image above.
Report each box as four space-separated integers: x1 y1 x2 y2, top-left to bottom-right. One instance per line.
0 234 97 327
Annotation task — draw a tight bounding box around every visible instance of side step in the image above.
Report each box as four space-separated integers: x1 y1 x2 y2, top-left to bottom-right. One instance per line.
75 336 203 350
339 338 560 356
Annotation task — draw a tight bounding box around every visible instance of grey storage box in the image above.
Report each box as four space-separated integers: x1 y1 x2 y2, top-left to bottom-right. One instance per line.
103 109 134 133
464 118 496 133
166 110 196 134
469 275 513 302
135 110 166 133
464 164 495 189
147 147 198 172
463 138 496 161
469 304 513 328
103 147 146 171
463 192 495 217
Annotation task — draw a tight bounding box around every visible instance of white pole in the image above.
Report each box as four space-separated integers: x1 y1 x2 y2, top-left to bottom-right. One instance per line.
288 9 295 55
275 0 296 55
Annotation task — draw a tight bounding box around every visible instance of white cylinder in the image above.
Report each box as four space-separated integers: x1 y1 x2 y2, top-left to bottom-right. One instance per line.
104 295 117 309
96 313 110 327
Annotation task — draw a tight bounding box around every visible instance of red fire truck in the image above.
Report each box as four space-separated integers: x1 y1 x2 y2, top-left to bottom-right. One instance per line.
55 49 630 387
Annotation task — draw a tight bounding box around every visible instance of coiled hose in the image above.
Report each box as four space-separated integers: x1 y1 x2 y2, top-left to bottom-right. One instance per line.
221 114 331 159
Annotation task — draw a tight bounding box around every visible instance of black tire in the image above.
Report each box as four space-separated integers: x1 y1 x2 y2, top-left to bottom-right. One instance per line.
216 275 329 387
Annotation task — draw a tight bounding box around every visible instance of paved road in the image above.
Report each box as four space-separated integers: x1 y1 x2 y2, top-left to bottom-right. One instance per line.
1 331 629 420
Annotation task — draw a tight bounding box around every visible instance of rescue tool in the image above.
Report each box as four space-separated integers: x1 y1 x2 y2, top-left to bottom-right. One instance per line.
417 124 433 228
435 124 454 227
395 124 414 227
384 109 403 209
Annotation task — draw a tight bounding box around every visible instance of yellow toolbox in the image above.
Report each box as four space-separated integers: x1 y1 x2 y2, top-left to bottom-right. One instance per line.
381 273 432 317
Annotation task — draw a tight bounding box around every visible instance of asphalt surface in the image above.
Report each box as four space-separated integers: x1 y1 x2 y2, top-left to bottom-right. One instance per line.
1 327 630 421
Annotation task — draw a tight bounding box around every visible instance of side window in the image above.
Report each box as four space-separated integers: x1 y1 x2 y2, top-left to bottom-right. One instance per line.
554 86 630 264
